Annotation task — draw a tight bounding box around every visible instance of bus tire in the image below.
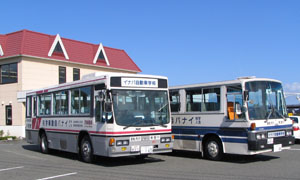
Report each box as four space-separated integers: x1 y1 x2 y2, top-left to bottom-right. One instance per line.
204 137 223 161
40 133 50 154
80 136 94 163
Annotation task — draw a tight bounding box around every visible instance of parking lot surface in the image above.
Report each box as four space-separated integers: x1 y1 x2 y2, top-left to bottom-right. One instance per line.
0 140 300 180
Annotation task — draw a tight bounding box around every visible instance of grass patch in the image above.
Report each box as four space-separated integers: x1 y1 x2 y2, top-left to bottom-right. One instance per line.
0 136 17 141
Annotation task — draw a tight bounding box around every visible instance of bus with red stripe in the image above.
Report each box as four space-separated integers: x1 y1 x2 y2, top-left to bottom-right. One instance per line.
25 72 173 163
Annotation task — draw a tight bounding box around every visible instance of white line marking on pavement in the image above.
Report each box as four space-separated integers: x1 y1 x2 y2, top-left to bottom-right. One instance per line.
0 166 24 172
289 148 300 151
36 172 78 180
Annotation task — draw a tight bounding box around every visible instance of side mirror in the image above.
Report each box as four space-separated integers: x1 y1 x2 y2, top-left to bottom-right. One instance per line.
104 102 112 112
98 91 105 101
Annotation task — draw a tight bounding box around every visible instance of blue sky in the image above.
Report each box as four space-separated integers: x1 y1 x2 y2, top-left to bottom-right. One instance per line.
1 0 299 104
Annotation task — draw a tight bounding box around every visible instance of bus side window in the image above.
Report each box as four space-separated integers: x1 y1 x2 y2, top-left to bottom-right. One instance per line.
33 97 37 117
170 91 180 112
95 97 103 122
227 85 244 120
26 96 32 118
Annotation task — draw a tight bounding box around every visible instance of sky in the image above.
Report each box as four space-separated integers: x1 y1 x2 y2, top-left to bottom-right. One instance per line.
1 0 299 104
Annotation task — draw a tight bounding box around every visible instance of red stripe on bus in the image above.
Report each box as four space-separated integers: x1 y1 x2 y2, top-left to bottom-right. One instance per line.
44 128 171 135
90 129 171 135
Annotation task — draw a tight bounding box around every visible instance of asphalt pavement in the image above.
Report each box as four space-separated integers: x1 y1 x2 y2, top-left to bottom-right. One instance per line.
0 140 299 180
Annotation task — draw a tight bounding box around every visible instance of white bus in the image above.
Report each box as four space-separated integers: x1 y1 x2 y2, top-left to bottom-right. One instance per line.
169 77 294 160
25 72 173 162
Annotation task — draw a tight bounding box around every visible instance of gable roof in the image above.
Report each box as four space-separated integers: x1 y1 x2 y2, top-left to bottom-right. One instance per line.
48 34 69 59
0 30 141 73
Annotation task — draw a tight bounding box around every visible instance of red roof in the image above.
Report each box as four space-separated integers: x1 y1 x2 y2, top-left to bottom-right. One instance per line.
0 30 141 72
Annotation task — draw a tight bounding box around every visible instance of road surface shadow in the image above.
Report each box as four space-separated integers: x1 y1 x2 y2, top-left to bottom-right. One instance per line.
22 144 164 167
167 150 279 164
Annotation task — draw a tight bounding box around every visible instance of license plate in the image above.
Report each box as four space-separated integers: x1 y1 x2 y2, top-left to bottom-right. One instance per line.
130 136 141 142
141 146 153 154
268 131 285 138
130 145 140 152
273 144 282 152
149 135 160 140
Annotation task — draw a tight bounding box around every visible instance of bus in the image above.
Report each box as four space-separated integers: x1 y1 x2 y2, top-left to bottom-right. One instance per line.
169 77 294 160
25 72 173 162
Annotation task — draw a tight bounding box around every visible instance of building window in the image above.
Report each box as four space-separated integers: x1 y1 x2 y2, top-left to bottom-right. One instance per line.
6 105 12 125
73 68 80 81
98 50 105 60
59 66 66 84
0 63 18 84
54 42 63 54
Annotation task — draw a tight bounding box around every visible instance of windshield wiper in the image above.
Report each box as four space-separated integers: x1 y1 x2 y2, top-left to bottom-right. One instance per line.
123 120 142 130
266 105 274 121
153 122 168 128
158 103 168 112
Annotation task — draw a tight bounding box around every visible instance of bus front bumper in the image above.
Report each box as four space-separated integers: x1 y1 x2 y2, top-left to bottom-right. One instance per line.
248 136 294 151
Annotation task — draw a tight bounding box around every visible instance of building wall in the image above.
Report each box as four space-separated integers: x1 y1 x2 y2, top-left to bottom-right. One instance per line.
0 56 137 138
0 57 24 137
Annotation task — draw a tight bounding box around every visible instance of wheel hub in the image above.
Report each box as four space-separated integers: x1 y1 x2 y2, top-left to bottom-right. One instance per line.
207 141 219 157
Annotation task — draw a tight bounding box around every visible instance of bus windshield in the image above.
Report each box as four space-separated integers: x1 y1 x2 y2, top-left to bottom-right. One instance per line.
246 81 288 120
112 90 170 127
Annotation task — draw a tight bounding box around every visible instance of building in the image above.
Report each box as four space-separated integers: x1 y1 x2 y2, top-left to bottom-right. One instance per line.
0 29 141 137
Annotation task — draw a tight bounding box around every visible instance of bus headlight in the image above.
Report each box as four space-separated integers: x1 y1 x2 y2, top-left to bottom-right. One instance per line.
116 140 129 146
161 137 172 143
256 133 266 140
286 130 293 136
256 134 262 140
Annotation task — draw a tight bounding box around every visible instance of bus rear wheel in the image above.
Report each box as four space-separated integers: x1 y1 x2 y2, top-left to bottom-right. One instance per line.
40 133 50 154
80 136 94 163
204 137 223 161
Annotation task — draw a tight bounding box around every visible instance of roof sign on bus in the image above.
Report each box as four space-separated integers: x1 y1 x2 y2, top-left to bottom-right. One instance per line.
121 78 158 88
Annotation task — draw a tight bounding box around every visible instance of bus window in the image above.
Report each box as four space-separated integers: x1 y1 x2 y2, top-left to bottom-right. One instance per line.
227 85 244 120
38 94 52 116
26 96 32 117
186 89 202 112
202 88 220 112
186 88 220 112
95 97 103 122
71 86 91 115
53 91 69 115
170 91 180 112
33 97 37 117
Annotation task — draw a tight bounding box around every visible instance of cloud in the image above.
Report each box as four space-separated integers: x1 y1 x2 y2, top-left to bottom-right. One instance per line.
284 82 300 92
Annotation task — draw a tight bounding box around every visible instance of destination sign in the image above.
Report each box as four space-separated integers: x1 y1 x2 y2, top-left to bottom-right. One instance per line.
121 78 158 88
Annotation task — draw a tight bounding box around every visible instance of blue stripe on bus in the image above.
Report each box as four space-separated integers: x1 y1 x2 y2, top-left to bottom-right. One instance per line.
174 135 248 143
172 126 248 137
254 124 292 131
174 135 200 141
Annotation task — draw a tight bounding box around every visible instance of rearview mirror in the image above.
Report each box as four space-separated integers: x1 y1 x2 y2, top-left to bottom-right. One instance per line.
98 91 105 101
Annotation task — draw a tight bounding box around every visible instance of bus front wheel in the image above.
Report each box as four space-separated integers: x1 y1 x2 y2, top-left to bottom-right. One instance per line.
80 136 94 163
204 137 223 161
40 133 50 154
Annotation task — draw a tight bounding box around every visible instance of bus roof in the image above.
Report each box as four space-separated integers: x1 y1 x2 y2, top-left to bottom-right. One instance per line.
26 72 168 95
169 77 282 90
